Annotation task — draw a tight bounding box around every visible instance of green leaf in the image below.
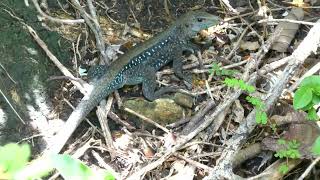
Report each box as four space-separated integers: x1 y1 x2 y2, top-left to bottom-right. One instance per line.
278 139 286 145
0 143 30 178
210 63 219 75
51 154 115 180
279 163 289 174
312 136 320 155
300 75 320 88
307 108 319 121
312 95 320 104
301 102 315 111
293 86 313 110
224 78 235 87
256 110 267 125
287 149 301 158
275 150 285 158
51 154 93 180
288 140 300 149
246 85 256 93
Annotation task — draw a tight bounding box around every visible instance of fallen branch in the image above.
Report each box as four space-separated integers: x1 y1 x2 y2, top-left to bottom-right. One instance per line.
298 157 320 180
204 18 320 180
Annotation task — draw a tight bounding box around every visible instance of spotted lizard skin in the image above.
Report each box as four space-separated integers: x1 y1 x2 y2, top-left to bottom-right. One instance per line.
47 11 220 153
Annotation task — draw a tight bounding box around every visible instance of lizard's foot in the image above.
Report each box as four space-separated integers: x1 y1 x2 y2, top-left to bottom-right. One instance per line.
181 72 193 90
143 85 181 101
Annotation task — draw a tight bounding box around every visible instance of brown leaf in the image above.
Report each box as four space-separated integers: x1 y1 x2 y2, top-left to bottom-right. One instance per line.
271 8 304 52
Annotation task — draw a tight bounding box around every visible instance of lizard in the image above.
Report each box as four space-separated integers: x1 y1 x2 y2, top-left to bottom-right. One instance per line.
46 10 220 154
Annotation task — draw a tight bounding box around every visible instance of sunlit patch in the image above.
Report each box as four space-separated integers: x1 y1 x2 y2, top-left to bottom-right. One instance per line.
26 75 64 146
0 107 7 126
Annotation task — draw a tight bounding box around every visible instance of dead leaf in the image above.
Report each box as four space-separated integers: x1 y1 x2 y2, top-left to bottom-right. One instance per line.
240 40 260 51
271 8 304 52
262 111 320 159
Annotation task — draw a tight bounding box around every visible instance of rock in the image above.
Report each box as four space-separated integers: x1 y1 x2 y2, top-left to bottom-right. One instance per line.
173 93 193 109
123 98 184 125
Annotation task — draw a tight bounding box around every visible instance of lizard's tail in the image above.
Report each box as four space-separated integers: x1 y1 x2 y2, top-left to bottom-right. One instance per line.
44 84 111 154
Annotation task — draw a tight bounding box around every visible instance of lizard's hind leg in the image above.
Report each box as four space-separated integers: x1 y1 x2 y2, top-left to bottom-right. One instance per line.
142 68 179 101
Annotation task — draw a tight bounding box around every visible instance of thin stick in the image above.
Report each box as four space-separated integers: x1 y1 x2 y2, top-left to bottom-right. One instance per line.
124 107 170 134
174 153 214 172
259 18 316 26
30 0 84 24
69 0 109 64
96 96 115 150
297 157 320 180
0 63 17 84
0 88 25 124
25 25 88 94
288 61 320 92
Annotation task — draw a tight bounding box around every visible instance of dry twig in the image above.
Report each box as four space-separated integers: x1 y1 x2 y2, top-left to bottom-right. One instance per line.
205 19 320 180
30 0 84 24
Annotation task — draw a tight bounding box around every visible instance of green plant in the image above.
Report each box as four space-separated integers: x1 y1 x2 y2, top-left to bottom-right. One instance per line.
311 136 320 155
279 163 289 174
246 96 268 125
274 139 301 159
50 154 115 180
222 77 267 124
209 63 239 76
0 143 30 179
223 78 256 93
293 75 320 120
274 139 301 174
0 143 115 180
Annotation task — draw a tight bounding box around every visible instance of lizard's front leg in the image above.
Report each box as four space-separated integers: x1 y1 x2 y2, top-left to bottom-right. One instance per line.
172 56 193 89
172 42 200 89
142 67 179 101
182 42 200 55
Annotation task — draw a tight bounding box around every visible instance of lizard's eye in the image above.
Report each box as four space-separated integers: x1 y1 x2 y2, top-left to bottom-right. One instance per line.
197 18 205 22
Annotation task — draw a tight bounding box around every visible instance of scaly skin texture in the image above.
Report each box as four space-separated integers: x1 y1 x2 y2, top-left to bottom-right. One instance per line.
47 11 220 153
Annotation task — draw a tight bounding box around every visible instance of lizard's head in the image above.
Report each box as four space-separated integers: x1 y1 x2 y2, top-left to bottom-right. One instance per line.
179 10 220 37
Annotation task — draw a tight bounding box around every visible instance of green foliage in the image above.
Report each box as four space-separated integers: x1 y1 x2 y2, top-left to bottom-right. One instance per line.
0 143 115 180
293 87 313 109
255 110 268 125
51 154 115 180
0 143 30 179
222 76 267 124
270 123 277 133
246 96 267 125
311 136 320 155
293 75 320 120
223 78 256 93
213 65 269 124
274 139 301 159
246 96 265 109
307 108 318 120
279 163 289 174
209 63 238 76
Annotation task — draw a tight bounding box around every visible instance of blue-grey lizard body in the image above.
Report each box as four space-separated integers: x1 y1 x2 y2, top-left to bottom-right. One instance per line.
47 11 220 153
